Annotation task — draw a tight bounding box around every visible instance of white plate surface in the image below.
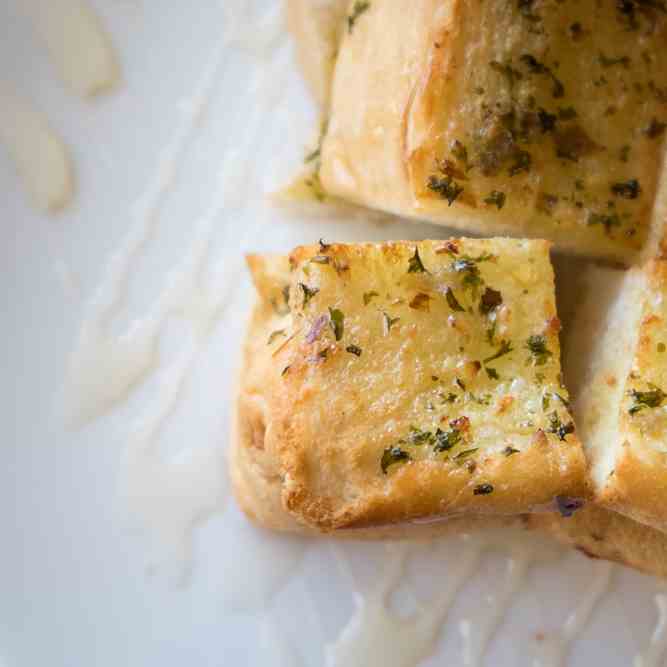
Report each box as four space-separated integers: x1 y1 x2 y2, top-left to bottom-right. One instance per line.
1 2 666 666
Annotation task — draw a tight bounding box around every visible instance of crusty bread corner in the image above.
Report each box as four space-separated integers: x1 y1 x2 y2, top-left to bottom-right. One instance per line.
285 0 349 109
319 0 667 263
527 506 667 580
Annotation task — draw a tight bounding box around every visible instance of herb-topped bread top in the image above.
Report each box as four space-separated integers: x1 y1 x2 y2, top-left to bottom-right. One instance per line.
266 239 588 530
320 0 667 262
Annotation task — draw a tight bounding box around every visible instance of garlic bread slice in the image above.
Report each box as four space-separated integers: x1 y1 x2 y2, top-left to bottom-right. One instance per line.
320 0 667 262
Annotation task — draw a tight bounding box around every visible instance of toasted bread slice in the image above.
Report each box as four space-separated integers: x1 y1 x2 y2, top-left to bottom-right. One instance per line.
318 0 667 262
564 258 667 532
233 239 589 532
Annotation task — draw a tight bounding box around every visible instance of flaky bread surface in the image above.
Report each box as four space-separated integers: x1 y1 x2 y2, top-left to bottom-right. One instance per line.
318 0 667 263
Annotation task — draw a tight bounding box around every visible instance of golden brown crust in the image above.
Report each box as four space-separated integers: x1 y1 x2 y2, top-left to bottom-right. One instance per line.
528 505 667 579
321 0 667 263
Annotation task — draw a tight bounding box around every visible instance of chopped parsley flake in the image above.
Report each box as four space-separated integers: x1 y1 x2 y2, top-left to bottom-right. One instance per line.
486 367 500 380
526 335 552 366
455 448 478 461
548 411 575 441
347 1 370 33
381 446 411 474
473 483 494 495
599 52 630 68
346 345 362 357
445 287 465 312
503 446 520 457
519 53 564 97
509 150 532 176
407 247 428 273
484 190 506 209
434 425 463 453
629 385 667 414
484 339 514 364
427 175 464 205
611 179 641 199
329 308 345 341
587 212 621 235
299 283 319 307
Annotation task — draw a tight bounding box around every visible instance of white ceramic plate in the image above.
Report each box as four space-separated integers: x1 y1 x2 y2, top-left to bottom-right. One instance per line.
1 2 666 666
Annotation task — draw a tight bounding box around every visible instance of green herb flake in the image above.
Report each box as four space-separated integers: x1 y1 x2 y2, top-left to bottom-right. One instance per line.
267 329 287 345
599 52 630 68
611 179 641 199
346 345 362 357
509 150 532 176
407 247 428 273
380 446 411 474
363 291 379 306
629 385 667 415
486 367 500 380
519 53 564 97
427 175 464 205
503 446 520 457
490 60 523 89
484 190 506 210
538 108 557 133
473 483 494 495
347 1 370 33
587 212 621 234
434 425 463 453
445 286 465 312
526 335 552 366
548 411 575 441
299 283 320 307
455 448 478 461
407 426 435 447
329 308 345 341
484 339 514 364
